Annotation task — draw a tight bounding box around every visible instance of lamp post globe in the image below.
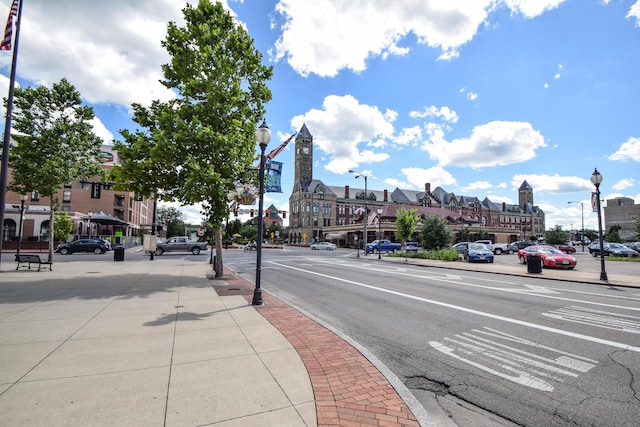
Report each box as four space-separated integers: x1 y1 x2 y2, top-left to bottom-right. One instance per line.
590 168 608 282
253 119 271 306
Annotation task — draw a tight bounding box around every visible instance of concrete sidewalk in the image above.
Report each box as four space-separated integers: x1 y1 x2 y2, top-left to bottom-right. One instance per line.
0 255 421 426
0 257 318 426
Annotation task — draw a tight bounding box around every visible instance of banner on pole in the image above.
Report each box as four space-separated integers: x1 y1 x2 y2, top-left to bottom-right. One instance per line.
591 192 598 212
266 160 283 193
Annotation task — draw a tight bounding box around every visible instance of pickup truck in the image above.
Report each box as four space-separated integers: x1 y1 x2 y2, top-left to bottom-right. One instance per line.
154 236 208 255
474 240 513 255
366 239 401 254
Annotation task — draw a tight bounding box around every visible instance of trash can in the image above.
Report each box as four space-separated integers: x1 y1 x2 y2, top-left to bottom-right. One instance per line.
527 254 542 273
114 246 125 262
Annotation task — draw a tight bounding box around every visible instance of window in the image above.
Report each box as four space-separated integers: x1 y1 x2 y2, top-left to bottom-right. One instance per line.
450 201 456 212
31 191 39 201
63 190 71 203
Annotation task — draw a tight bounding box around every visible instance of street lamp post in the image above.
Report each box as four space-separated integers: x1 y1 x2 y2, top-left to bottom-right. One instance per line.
590 168 608 281
377 207 382 259
16 194 27 257
568 201 585 252
348 170 368 256
253 119 271 306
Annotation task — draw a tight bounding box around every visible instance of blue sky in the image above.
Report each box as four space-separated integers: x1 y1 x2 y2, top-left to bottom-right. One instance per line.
2 0 639 233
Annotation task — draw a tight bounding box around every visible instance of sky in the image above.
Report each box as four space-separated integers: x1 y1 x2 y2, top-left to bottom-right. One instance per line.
2 0 640 234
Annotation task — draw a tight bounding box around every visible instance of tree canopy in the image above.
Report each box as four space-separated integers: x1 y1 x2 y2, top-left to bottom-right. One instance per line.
419 215 453 250
8 77 103 260
110 0 272 225
394 207 418 249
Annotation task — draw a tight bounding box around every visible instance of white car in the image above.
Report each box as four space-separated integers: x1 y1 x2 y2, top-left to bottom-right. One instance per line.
311 242 337 250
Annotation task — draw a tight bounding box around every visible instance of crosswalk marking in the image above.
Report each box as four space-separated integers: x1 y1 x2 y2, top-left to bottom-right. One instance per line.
544 306 640 334
430 327 598 391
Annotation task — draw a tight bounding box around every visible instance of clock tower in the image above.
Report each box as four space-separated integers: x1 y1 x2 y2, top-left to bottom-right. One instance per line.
294 123 313 191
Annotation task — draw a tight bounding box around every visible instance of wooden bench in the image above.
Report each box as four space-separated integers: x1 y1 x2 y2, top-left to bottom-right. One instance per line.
15 254 52 271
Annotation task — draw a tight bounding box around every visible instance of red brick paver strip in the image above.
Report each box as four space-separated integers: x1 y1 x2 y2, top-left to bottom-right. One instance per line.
218 267 419 427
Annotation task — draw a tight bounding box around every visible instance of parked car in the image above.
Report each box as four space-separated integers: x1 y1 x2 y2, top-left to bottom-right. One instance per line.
56 238 111 255
624 242 640 251
154 236 208 255
451 242 470 255
517 245 577 269
555 244 576 254
311 242 337 251
464 243 494 263
590 243 638 257
511 241 534 250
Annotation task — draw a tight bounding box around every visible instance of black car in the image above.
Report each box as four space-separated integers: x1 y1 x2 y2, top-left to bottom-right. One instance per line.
590 242 639 257
56 239 111 255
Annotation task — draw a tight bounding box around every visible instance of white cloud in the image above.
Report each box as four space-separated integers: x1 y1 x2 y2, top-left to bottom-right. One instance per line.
90 117 115 145
410 105 459 123
400 166 456 189
467 92 478 101
627 1 640 26
1 1 189 108
612 178 637 191
609 137 640 162
272 1 568 77
511 173 593 193
422 120 547 168
463 180 493 192
291 95 394 174
393 125 422 147
502 0 568 18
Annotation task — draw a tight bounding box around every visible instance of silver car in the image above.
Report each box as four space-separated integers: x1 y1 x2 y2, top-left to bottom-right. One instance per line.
311 242 337 250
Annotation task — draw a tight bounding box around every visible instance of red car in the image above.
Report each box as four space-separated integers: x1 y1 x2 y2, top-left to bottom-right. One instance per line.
555 244 576 254
517 245 577 269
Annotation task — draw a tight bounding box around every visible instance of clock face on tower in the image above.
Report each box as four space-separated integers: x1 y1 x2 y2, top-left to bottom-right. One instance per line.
302 147 310 154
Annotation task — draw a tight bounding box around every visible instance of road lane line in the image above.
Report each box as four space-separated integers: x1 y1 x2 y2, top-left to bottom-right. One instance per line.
268 261 640 353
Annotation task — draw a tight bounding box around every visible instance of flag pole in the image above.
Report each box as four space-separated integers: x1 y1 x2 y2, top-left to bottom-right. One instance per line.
0 0 24 270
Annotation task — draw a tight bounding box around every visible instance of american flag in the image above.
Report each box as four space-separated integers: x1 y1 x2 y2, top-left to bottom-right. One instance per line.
0 0 19 51
266 132 296 160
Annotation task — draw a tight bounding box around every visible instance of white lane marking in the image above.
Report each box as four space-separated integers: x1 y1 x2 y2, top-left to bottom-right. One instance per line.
430 328 597 391
299 258 640 311
269 261 640 353
519 285 560 294
544 306 640 334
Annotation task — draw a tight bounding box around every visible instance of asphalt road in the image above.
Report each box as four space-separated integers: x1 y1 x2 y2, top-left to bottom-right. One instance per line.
225 246 640 427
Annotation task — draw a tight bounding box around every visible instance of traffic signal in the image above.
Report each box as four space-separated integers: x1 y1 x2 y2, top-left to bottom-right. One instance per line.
265 209 271 218
250 209 254 217
282 210 286 218
233 208 238 217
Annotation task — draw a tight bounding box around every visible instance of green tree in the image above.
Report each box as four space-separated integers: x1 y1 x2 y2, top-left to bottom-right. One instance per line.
53 211 73 243
157 206 186 237
395 207 418 251
8 78 103 261
583 228 599 243
419 215 453 250
605 225 621 243
545 225 569 245
110 0 272 277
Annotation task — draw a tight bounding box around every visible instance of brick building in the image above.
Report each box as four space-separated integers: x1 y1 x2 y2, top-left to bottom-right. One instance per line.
287 125 545 246
2 144 155 247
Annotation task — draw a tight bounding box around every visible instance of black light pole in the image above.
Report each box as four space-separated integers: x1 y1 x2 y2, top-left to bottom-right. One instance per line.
253 119 271 306
150 199 157 261
348 170 368 256
568 201 585 252
16 194 27 257
590 168 608 281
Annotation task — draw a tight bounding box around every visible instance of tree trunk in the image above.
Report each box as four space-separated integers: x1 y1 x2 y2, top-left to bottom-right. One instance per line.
214 226 224 278
47 202 55 263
